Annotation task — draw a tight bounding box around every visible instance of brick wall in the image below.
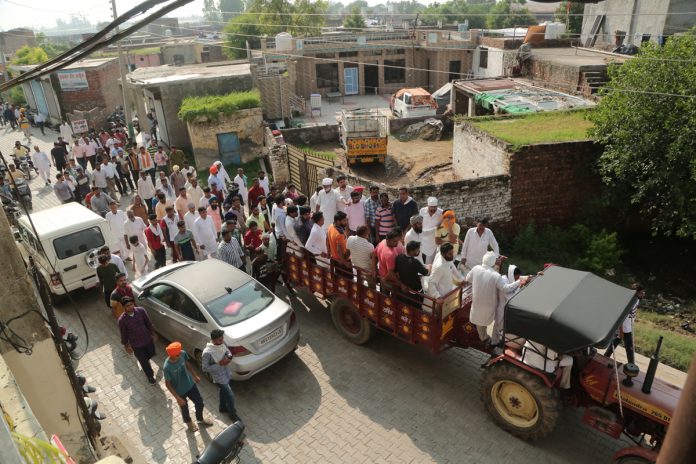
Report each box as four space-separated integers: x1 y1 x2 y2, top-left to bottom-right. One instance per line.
265 127 289 183
58 60 121 120
509 141 602 227
254 73 291 120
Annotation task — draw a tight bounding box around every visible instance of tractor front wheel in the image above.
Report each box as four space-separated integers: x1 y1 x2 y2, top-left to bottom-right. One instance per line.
330 298 375 345
481 362 561 441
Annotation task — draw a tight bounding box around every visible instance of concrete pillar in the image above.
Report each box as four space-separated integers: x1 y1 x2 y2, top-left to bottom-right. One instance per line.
0 200 97 457
468 97 476 117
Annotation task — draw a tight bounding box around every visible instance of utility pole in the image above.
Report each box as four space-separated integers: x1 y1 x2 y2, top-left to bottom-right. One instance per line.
110 0 135 141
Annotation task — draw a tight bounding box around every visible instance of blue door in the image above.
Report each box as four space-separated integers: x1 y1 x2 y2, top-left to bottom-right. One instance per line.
30 80 50 116
217 132 241 165
344 67 358 95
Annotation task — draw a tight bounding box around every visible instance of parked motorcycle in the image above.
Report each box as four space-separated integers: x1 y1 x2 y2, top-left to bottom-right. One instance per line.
13 178 32 210
2 197 20 227
194 420 245 464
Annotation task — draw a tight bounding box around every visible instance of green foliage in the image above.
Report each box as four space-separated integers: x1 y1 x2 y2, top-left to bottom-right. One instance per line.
203 0 222 21
554 1 583 35
486 0 537 29
11 45 49 65
512 223 624 275
633 319 695 371
6 86 27 106
421 0 493 28
220 0 245 21
178 90 261 122
12 432 68 464
470 111 593 147
223 15 263 59
344 6 366 30
588 35 696 239
240 0 328 36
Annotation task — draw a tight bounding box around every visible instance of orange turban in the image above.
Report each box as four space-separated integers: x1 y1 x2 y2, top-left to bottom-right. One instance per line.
166 341 182 357
442 210 456 227
210 165 218 175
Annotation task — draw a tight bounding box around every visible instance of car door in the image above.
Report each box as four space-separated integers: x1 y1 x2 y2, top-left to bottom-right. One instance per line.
143 283 178 339
164 287 211 354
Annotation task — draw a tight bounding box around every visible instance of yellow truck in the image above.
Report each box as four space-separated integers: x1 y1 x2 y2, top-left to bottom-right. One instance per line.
337 109 388 165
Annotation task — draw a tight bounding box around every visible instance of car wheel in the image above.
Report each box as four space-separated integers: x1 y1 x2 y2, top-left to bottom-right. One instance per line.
194 349 213 383
480 362 560 441
330 298 375 345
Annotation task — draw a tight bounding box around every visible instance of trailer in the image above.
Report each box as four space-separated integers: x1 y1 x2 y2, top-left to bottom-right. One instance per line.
337 109 388 165
283 244 682 463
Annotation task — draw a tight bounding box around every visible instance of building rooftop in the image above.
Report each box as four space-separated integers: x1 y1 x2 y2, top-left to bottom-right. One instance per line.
531 47 629 67
63 57 118 69
126 60 251 86
454 77 594 114
469 110 594 146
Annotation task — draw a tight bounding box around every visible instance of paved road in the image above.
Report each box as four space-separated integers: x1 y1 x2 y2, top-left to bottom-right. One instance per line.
2 125 634 463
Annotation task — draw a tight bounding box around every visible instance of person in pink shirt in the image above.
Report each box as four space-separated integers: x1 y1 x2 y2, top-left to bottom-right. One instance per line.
72 140 87 169
345 190 366 235
373 229 404 290
206 197 223 236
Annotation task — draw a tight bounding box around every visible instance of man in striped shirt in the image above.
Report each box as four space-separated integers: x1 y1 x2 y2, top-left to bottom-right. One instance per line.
375 192 396 241
217 229 246 272
363 186 380 243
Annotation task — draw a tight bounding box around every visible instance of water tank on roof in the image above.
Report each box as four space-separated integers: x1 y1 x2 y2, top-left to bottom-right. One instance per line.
276 32 293 51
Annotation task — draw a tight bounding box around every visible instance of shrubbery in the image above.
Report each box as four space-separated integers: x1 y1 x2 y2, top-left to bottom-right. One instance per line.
512 223 623 275
178 90 261 122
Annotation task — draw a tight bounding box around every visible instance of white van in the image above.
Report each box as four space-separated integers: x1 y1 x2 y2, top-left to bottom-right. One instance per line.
14 203 114 302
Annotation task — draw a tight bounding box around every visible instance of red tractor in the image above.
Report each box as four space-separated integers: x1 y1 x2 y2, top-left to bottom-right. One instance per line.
283 246 681 463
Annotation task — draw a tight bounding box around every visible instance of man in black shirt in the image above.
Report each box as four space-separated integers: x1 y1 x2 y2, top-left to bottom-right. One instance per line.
395 240 430 309
391 187 419 232
294 206 313 245
51 142 68 173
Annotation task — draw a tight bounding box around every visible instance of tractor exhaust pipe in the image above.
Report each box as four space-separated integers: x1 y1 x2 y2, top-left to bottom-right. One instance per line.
642 336 663 394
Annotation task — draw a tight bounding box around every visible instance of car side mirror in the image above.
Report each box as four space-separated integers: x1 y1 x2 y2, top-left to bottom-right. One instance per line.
13 231 21 241
137 290 148 300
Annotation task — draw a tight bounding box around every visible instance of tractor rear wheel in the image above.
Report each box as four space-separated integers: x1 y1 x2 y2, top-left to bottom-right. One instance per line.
481 362 561 441
614 457 653 464
330 298 375 345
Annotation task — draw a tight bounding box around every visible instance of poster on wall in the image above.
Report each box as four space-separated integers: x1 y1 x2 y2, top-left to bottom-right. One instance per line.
71 119 88 134
56 70 88 91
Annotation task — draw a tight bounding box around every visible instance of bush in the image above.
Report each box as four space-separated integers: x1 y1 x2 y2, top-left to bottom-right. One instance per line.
512 223 623 275
178 90 261 122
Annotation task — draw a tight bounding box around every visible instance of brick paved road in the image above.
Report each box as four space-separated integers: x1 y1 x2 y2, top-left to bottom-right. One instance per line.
1 126 633 463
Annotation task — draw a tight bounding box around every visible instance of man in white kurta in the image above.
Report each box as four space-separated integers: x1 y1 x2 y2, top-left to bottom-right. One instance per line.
494 264 522 347
215 161 232 192
32 145 51 185
105 202 128 255
123 210 147 253
418 197 442 264
305 215 327 256
427 243 464 299
465 251 520 344
404 215 437 264
460 218 500 273
233 170 248 205
316 178 344 231
193 209 219 258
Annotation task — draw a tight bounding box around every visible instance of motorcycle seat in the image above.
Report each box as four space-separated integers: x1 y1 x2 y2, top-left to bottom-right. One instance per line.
196 420 245 464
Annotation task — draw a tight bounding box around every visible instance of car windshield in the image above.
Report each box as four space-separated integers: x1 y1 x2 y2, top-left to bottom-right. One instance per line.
53 227 105 259
205 281 275 326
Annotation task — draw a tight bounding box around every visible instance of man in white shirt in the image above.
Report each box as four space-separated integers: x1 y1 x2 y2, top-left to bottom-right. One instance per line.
216 161 231 192
334 175 353 205
305 212 327 256
123 210 147 252
309 187 321 212
159 177 176 202
285 205 300 245
405 215 438 264
233 168 247 204
347 225 374 271
460 218 500 274
60 121 73 142
32 145 51 185
465 251 521 345
183 203 199 232
257 170 270 195
419 197 443 264
193 207 218 258
187 178 204 207
427 243 465 299
316 178 343 231
137 171 156 212
105 201 127 256
92 163 108 192
181 160 196 180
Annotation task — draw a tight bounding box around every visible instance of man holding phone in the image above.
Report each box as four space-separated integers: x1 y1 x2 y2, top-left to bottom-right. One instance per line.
202 329 240 422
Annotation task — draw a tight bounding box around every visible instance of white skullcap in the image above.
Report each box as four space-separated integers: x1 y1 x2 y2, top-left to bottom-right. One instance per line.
482 251 497 268
427 196 438 207
322 178 333 186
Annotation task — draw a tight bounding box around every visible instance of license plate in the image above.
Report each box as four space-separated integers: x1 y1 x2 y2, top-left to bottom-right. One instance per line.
258 327 283 346
83 276 98 290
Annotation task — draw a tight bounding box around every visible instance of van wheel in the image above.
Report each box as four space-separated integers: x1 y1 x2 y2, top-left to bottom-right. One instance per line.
38 275 62 307
330 298 374 345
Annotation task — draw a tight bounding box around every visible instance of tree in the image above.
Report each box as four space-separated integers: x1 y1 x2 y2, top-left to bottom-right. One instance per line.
588 36 696 238
223 15 263 59
344 6 366 30
202 0 222 22
486 0 537 29
243 0 328 36
220 0 245 22
11 45 49 65
554 1 584 35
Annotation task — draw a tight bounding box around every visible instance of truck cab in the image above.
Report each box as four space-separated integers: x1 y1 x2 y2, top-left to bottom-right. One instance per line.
390 87 438 118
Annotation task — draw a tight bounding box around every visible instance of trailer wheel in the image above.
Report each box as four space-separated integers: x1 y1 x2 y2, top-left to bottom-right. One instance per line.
614 457 653 464
481 362 560 441
330 298 374 345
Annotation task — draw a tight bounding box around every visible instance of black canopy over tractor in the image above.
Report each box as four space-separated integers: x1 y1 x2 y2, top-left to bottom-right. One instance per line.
505 266 637 354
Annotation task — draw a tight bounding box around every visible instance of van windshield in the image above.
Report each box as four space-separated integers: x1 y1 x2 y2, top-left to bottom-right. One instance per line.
53 227 105 259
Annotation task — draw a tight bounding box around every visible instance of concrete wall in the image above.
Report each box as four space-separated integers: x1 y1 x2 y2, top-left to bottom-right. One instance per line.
161 43 202 65
186 107 264 170
281 124 340 145
581 0 685 46
453 122 510 179
127 53 162 69
510 140 602 226
265 127 289 184
471 46 510 79
325 166 512 226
